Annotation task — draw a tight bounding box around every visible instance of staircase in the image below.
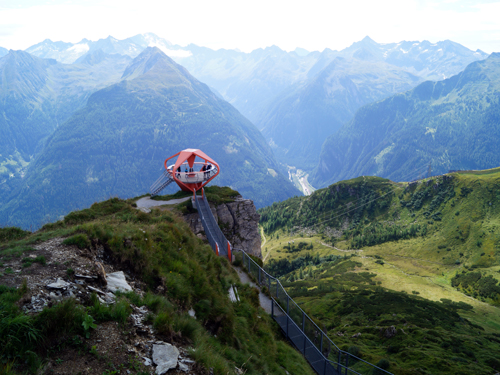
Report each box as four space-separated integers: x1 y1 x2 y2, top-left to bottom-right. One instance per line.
150 171 174 197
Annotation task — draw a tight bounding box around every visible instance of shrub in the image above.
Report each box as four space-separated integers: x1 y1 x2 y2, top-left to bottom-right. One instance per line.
194 299 211 321
373 358 390 374
22 256 46 268
387 345 400 354
89 294 131 324
249 254 263 267
347 345 360 357
0 227 30 242
153 311 173 336
63 234 90 249
142 293 174 314
36 299 87 343
173 314 200 341
486 357 500 370
40 220 65 231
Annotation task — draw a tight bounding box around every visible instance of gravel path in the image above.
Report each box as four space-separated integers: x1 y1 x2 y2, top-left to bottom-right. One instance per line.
234 266 273 314
136 196 190 208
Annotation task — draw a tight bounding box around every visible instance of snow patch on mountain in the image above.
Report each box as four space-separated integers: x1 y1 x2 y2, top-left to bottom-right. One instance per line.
147 42 192 58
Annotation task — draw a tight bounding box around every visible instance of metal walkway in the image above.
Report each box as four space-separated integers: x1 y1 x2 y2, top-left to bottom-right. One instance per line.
194 190 230 259
194 188 392 375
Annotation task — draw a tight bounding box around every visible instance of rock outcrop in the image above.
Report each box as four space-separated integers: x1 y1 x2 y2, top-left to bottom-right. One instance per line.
184 197 262 257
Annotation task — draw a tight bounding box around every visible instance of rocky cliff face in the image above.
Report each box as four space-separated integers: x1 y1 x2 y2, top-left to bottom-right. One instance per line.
184 197 262 257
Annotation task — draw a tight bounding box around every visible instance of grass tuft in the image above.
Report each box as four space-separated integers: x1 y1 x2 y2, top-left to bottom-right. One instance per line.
62 233 90 249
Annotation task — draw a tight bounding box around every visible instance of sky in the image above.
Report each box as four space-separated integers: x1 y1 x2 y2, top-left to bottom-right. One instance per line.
0 0 499 53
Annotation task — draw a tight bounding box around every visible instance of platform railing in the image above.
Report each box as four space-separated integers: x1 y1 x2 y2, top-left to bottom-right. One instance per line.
168 163 218 183
172 167 218 183
150 170 174 196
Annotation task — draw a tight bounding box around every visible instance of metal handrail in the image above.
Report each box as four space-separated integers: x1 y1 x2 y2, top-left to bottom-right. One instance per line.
201 191 226 249
150 170 174 196
233 248 393 375
195 189 229 258
195 195 221 255
194 190 392 375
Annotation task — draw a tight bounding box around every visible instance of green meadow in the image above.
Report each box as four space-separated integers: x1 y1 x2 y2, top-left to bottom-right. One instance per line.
260 169 500 374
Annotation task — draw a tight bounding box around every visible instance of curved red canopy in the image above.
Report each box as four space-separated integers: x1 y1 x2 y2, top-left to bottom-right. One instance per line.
164 149 220 193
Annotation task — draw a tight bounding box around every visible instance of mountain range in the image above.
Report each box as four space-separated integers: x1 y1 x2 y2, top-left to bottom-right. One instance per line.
25 33 188 64
0 33 495 229
0 47 297 229
0 49 131 197
21 33 489 175
258 56 423 169
311 53 500 188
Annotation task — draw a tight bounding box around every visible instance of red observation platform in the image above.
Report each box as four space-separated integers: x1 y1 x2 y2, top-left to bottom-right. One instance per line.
150 149 220 197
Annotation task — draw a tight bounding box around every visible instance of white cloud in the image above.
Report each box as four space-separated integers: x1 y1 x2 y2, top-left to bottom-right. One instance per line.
0 0 498 53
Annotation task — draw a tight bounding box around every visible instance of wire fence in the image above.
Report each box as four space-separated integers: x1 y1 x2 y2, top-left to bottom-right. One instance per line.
194 189 393 375
234 249 393 375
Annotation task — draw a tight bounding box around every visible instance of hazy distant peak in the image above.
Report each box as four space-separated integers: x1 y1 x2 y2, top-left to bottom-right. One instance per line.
2 49 57 69
0 50 55 99
361 36 376 44
4 49 41 61
121 46 176 80
141 32 172 45
293 47 310 56
352 47 376 61
74 48 107 66
264 45 284 52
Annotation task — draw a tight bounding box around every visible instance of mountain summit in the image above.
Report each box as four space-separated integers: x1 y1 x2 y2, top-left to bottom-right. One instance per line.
0 48 297 229
311 53 500 187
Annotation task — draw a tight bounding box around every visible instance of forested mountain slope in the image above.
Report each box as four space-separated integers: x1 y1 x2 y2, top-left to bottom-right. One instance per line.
23 35 489 176
0 50 130 200
258 170 500 374
0 47 298 229
311 53 500 188
26 34 488 126
258 57 422 169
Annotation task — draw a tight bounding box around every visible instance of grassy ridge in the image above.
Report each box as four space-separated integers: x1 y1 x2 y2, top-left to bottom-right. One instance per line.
259 170 500 374
0 196 315 375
